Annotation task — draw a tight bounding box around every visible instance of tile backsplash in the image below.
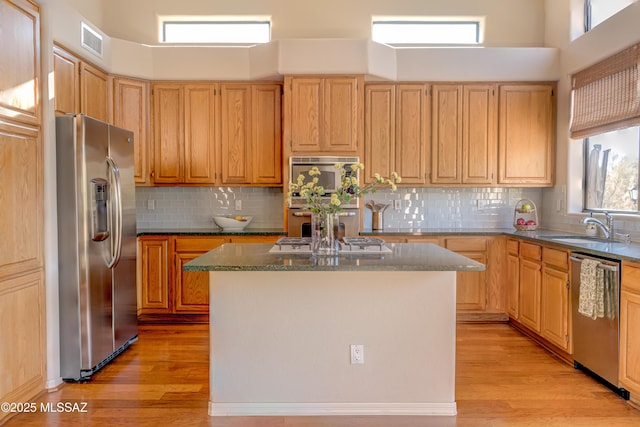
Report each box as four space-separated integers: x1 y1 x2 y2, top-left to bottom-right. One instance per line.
136 186 543 231
362 187 543 230
136 187 285 229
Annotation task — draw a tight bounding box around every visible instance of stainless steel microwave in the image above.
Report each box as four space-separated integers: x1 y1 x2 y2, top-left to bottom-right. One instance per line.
288 156 360 208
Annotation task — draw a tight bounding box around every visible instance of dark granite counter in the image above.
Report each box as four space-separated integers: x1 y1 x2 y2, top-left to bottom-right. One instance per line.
184 242 486 272
137 228 286 237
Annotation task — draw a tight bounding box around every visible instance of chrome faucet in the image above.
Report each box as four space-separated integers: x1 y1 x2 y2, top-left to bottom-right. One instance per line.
583 211 614 240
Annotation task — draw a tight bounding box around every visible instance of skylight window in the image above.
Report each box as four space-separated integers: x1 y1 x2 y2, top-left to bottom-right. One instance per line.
372 20 481 46
161 21 270 44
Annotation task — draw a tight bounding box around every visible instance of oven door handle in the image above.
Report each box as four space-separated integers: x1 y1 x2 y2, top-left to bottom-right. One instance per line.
292 211 357 217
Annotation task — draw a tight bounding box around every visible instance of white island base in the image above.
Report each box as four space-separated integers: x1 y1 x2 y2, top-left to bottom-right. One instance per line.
208 270 457 417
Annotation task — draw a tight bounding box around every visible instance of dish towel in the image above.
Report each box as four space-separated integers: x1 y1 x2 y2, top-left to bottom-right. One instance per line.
579 258 605 319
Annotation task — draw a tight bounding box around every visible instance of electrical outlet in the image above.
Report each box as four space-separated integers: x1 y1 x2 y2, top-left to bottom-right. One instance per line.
350 344 364 364
394 199 401 210
235 200 242 211
147 199 155 210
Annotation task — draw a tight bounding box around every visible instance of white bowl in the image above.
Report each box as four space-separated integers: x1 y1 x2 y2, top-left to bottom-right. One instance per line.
213 215 253 231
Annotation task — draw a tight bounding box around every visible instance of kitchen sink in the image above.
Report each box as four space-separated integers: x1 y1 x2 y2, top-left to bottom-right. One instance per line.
546 235 629 247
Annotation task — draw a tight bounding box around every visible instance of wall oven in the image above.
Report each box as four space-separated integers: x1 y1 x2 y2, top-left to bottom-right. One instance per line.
287 156 361 237
288 156 360 209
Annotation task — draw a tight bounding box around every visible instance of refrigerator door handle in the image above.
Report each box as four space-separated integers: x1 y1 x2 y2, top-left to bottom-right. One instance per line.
106 157 123 269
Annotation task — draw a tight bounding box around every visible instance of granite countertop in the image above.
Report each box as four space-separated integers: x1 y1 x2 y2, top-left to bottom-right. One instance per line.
137 228 286 236
183 242 486 272
365 227 640 262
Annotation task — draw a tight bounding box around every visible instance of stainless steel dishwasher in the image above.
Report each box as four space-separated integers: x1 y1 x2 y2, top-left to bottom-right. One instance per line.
570 252 629 399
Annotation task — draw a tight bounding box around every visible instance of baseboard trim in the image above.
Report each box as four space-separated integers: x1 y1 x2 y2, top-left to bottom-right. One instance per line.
208 401 457 416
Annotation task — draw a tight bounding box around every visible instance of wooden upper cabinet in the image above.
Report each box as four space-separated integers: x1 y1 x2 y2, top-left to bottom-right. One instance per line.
0 0 40 124
151 83 217 185
396 84 429 185
251 84 282 185
53 45 79 117
364 84 395 182
221 84 251 184
0 120 42 280
323 77 359 152
286 75 362 154
152 84 184 183
184 84 217 184
431 84 496 185
431 84 462 184
113 77 149 185
498 84 555 186
80 62 109 123
463 84 496 185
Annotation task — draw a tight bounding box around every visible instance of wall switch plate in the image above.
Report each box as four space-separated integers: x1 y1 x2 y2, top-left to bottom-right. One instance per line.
350 344 364 364
147 200 155 210
394 199 401 210
235 200 242 211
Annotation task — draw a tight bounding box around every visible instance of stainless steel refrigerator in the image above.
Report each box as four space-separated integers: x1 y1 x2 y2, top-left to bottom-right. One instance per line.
56 114 138 381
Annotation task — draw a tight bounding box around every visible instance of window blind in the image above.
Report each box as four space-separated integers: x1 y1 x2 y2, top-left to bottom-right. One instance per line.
570 42 640 139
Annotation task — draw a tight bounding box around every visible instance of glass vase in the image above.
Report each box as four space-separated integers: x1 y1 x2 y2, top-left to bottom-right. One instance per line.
311 212 340 256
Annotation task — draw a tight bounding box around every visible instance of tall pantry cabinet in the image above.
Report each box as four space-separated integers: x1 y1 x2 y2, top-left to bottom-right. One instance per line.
0 0 46 422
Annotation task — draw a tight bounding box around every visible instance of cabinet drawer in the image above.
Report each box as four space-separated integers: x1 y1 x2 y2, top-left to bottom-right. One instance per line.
445 237 487 252
622 262 640 294
507 239 519 255
542 247 569 270
520 242 541 261
175 237 227 252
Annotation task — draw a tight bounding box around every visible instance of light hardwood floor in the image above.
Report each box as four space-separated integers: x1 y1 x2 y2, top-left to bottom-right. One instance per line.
4 323 640 426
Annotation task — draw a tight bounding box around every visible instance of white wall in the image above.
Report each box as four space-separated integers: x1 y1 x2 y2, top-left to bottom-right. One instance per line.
542 0 640 237
100 0 544 47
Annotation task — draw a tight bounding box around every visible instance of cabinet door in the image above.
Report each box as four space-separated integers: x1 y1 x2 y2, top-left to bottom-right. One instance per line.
174 237 225 313
463 84 496 184
289 77 322 152
431 84 462 184
396 84 428 185
456 252 487 311
252 84 282 184
506 252 520 319
541 266 570 351
620 263 640 396
80 62 109 123
137 237 170 313
152 84 183 183
498 84 555 186
184 84 216 184
323 77 360 152
52 45 79 117
221 84 251 184
364 84 395 182
113 77 149 185
229 235 280 244
174 253 211 313
519 258 542 332
0 0 40 124
0 121 42 280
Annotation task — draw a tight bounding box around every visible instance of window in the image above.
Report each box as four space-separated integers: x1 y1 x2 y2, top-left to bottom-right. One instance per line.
161 20 270 44
372 20 481 46
585 0 635 31
584 127 640 212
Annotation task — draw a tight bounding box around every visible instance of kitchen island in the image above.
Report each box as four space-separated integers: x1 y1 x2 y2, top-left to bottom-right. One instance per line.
184 242 484 417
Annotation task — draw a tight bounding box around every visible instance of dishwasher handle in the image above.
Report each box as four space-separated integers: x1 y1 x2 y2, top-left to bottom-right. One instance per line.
570 255 620 272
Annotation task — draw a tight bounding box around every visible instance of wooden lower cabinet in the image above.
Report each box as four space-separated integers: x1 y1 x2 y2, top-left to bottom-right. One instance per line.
518 243 542 332
509 240 572 360
137 235 280 322
506 239 520 319
540 247 570 352
620 261 640 403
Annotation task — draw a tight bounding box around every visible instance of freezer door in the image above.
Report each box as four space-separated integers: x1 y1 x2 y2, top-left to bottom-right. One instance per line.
109 124 138 349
